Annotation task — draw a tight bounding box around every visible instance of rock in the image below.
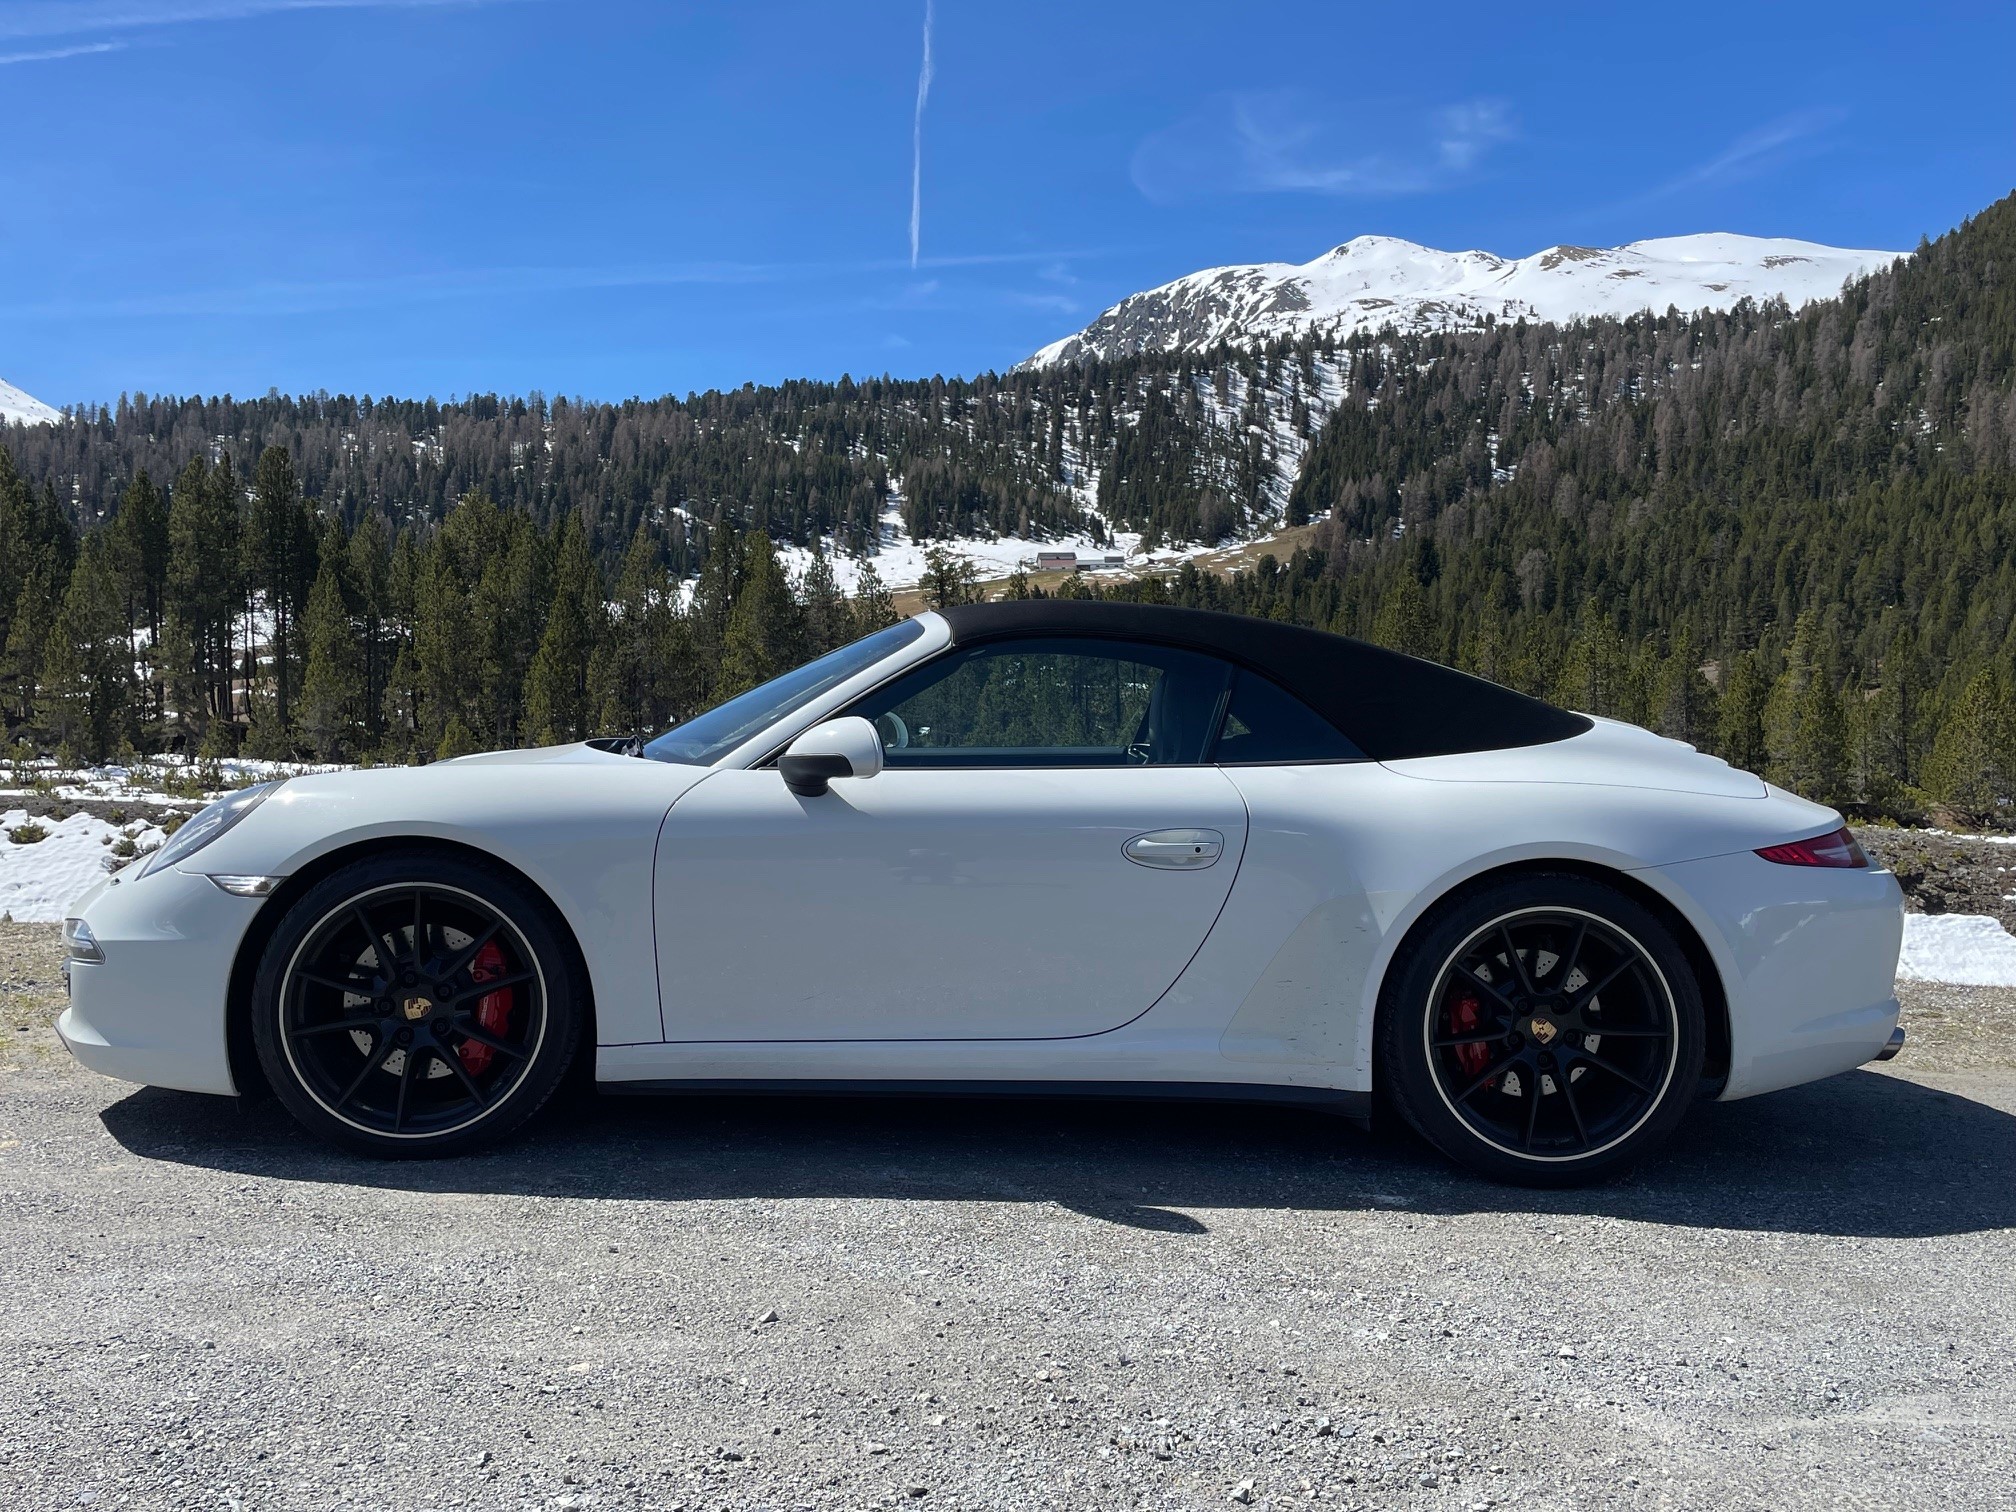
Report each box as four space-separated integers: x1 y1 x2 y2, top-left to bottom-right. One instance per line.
1230 1480 1257 1504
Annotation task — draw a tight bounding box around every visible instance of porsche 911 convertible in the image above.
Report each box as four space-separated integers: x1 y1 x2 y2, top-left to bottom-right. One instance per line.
57 600 1905 1184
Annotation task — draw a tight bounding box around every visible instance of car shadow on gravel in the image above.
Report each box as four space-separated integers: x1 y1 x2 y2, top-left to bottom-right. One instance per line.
99 1068 2014 1239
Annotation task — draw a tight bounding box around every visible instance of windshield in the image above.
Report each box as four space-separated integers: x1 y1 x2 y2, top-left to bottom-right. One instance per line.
642 618 928 766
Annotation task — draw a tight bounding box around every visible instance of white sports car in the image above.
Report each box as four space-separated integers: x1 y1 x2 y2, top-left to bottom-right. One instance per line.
57 601 1905 1184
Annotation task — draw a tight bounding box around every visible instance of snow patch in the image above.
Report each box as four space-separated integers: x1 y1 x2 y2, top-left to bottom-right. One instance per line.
1897 913 2016 988
0 810 166 923
0 376 61 427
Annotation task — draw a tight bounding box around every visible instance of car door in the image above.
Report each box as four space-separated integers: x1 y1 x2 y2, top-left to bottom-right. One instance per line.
652 636 1250 1042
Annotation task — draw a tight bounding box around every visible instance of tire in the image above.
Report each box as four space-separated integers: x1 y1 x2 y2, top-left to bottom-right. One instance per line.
250 851 585 1157
1376 873 1705 1187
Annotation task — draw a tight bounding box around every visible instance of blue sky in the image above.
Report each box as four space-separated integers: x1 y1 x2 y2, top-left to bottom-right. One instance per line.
3 0 2013 407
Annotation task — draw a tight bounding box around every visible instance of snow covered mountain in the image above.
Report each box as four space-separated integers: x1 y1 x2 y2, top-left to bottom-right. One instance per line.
1025 233 1904 368
1 376 61 426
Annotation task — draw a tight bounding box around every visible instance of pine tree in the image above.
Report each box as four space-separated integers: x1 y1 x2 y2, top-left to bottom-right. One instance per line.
716 532 806 700
1651 632 1718 745
849 560 899 636
1716 651 1769 775
595 524 695 735
164 456 240 742
346 513 393 750
36 534 131 763
413 533 479 749
918 547 979 611
1783 668 1849 804
522 513 606 743
240 446 317 748
1923 671 2016 827
798 546 849 655
1370 572 1432 660
299 524 364 760
108 470 169 729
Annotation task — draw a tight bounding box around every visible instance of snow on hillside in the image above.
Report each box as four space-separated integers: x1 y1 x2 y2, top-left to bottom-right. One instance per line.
0 376 61 426
1027 232 1905 368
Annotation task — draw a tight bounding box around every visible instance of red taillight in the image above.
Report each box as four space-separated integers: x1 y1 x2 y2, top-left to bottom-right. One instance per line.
1756 826 1868 868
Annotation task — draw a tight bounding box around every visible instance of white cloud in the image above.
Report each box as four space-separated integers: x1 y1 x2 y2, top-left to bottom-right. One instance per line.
1132 91 1515 203
1591 110 1849 218
909 0 934 269
0 0 536 42
0 40 125 63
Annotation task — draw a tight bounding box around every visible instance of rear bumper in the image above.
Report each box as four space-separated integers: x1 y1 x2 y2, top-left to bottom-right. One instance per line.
54 866 262 1097
1646 851 1905 1101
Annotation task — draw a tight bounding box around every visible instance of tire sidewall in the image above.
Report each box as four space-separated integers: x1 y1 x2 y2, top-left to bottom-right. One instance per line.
250 851 584 1157
1378 874 1706 1186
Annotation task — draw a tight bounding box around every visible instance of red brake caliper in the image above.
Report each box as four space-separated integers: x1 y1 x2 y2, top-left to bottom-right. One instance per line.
458 941 513 1076
1447 991 1492 1079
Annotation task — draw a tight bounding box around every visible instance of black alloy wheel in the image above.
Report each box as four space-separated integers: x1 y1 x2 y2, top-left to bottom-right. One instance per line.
1378 874 1705 1186
251 853 584 1155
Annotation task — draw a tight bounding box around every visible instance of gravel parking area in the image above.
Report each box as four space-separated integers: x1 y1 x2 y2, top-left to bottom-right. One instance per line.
3 921 2014 1511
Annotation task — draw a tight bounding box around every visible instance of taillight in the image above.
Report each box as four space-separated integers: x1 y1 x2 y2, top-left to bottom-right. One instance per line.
1755 826 1868 868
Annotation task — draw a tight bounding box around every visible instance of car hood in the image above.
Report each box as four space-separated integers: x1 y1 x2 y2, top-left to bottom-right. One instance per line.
1380 716 1769 799
436 741 640 768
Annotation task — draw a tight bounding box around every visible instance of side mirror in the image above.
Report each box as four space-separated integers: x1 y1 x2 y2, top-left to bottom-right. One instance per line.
779 716 885 797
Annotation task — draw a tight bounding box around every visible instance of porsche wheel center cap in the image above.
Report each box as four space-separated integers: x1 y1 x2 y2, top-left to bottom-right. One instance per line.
401 994 435 1021
1527 1016 1561 1046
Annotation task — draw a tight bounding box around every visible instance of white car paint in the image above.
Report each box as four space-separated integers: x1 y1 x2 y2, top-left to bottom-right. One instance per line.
57 611 1904 1119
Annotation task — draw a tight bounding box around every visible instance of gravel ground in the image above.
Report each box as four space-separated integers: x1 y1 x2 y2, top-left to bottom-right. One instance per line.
3 922 2015 1512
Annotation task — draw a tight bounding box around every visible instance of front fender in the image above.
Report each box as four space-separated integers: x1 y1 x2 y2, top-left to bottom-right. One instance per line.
193 758 710 1046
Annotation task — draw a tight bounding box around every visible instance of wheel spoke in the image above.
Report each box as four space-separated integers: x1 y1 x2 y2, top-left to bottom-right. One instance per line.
1433 1029 1510 1048
1583 1026 1669 1039
431 1042 487 1105
291 1014 382 1040
437 922 503 983
1552 920 1588 989
392 1045 418 1132
1499 925 1537 996
1452 1051 1520 1104
1576 1050 1655 1095
351 905 402 973
1559 1069 1590 1149
412 889 428 970
1453 964 1519 1015
298 970 377 998
449 1021 530 1060
334 1034 396 1108
1574 956 1634 1005
1521 1070 1543 1150
443 970 534 1006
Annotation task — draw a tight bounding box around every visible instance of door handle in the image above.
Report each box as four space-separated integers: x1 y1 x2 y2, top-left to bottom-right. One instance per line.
1122 829 1225 870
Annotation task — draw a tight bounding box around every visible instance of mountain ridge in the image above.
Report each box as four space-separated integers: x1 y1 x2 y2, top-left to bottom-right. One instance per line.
1 377 61 427
1025 231 1904 368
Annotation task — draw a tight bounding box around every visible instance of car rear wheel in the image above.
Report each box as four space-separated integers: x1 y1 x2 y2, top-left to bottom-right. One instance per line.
250 852 584 1156
1377 874 1705 1186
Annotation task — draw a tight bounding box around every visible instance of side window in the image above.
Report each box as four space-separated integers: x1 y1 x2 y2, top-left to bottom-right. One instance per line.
847 638 1233 768
1210 671 1364 764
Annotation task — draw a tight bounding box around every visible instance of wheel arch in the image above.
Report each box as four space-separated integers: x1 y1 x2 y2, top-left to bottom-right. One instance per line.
225 835 599 1102
1367 857 1731 1099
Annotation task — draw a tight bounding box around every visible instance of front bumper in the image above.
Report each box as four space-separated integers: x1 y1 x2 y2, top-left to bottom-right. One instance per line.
1649 851 1905 1101
55 866 266 1097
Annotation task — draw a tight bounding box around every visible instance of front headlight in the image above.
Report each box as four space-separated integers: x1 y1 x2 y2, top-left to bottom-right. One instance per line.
141 780 285 878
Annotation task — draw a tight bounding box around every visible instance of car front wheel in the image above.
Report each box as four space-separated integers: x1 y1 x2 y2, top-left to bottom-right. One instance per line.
1378 874 1706 1186
250 852 584 1156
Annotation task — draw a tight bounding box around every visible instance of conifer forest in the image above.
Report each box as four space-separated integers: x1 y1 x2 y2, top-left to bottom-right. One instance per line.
3 191 2014 826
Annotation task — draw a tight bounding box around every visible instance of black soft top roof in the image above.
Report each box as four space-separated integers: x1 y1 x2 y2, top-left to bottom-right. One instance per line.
937 600 1590 761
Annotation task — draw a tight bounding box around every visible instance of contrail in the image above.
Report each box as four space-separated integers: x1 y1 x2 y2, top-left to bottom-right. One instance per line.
909 0 934 268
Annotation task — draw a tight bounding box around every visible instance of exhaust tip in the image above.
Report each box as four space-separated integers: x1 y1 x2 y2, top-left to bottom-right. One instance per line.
1874 1025 1906 1063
